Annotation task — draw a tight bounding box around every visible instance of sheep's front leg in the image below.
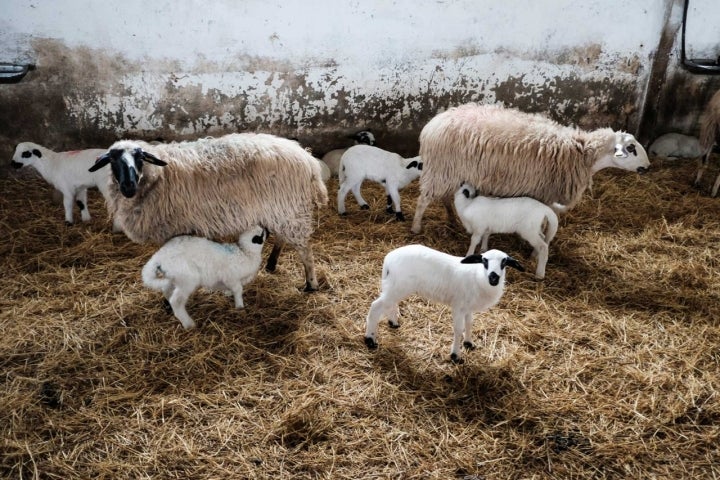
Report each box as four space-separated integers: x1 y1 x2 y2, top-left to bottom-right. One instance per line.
169 288 196 329
293 244 319 292
411 189 433 233
712 172 720 197
462 312 476 351
76 188 91 222
450 309 466 364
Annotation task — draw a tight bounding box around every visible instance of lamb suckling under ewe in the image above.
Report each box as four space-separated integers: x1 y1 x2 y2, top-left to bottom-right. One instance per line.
364 245 524 363
694 89 720 196
322 130 376 177
89 133 328 291
142 226 268 329
11 142 118 228
411 103 650 234
454 183 558 280
337 144 422 221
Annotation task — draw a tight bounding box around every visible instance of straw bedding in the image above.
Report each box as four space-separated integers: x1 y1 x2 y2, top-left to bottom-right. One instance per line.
1 157 719 479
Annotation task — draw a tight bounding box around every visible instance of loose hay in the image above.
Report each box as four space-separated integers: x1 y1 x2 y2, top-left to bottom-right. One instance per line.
1 158 719 479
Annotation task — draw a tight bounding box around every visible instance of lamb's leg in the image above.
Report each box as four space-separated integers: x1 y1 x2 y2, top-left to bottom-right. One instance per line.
411 189 434 233
169 288 196 329
350 182 369 210
337 182 351 214
364 296 394 349
467 232 482 256
62 192 75 225
462 312 476 351
76 189 91 222
529 235 549 280
231 285 245 309
266 238 284 273
161 284 175 314
480 231 491 252
385 194 394 214
450 310 466 364
387 188 405 221
711 172 720 197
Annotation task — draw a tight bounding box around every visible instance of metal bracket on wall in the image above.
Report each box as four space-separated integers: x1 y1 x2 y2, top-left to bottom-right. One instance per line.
0 63 36 84
681 0 720 74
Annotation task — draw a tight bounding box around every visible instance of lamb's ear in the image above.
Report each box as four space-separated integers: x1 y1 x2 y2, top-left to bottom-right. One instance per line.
89 153 112 172
460 254 485 264
141 150 168 166
503 256 525 272
417 162 423 171
406 160 419 169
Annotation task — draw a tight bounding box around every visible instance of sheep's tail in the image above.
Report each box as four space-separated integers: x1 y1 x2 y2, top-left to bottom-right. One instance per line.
141 259 170 291
543 211 559 245
311 164 329 207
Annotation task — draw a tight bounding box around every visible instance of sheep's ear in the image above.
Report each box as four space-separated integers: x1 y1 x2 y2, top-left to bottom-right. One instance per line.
418 162 423 171
460 254 485 264
141 150 167 166
503 256 525 272
89 153 112 172
406 160 419 170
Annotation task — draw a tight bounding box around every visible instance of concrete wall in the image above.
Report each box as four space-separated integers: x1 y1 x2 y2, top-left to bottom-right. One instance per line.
1 0 718 162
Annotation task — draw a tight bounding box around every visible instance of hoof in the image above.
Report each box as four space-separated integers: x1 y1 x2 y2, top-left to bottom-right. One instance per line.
388 320 400 329
450 353 464 364
339 211 347 216
364 336 378 350
64 221 73 226
162 299 173 314
360 204 370 210
463 341 476 351
265 259 277 273
303 282 318 292
395 212 405 222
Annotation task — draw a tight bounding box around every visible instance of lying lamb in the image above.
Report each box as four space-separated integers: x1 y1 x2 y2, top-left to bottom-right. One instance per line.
454 183 559 280
142 226 268 329
11 142 116 227
364 245 524 363
337 144 422 221
411 103 650 234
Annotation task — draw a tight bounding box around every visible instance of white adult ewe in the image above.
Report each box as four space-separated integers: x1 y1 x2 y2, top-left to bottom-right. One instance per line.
411 103 650 234
364 245 524 363
454 183 558 280
89 133 328 291
142 226 267 329
321 130 376 177
694 89 720 196
337 145 422 221
11 142 116 227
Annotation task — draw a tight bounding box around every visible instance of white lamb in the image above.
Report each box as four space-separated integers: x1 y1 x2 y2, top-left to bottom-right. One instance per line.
11 142 116 227
364 245 524 363
454 183 559 280
337 144 422 221
141 226 268 329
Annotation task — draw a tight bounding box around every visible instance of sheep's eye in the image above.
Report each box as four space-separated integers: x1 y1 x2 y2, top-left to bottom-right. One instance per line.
627 144 637 155
482 258 489 269
21 151 31 158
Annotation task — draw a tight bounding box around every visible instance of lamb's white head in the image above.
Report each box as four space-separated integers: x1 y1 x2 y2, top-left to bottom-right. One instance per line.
350 130 375 146
11 142 43 169
404 156 423 178
239 226 269 250
610 132 650 174
460 248 524 287
89 141 167 198
456 182 477 201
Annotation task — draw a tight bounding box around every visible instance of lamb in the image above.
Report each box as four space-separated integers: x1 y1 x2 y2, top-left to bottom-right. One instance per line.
410 103 650 234
693 89 720 196
337 144 423 221
89 133 328 291
454 183 558 280
364 245 524 363
648 133 703 159
321 130 376 177
142 226 267 329
11 142 118 228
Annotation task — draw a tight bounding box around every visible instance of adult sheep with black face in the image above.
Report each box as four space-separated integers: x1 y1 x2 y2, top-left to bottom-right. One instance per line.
410 103 651 234
89 133 328 291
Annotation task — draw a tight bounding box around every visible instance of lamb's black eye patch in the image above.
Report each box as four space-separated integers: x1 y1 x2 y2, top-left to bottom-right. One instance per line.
627 144 637 156
21 150 32 158
32 149 42 157
482 258 489 269
251 233 265 245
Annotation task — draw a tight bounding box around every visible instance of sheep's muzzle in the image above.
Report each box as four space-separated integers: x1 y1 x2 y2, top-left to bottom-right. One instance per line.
636 166 649 174
488 272 500 286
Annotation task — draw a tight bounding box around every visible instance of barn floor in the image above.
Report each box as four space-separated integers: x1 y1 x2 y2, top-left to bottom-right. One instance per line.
1 158 719 479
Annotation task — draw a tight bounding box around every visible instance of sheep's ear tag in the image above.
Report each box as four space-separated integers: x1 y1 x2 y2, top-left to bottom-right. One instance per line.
460 254 485 264
614 144 627 158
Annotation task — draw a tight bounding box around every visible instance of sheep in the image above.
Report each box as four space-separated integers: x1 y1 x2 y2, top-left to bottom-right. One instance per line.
410 103 650 234
321 130 376 177
11 142 118 228
648 133 703 159
142 226 267 329
364 245 524 363
89 133 328 291
694 89 720 196
337 145 423 221
454 183 558 280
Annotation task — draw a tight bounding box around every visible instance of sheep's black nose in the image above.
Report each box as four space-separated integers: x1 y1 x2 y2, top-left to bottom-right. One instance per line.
488 272 500 286
120 183 137 198
637 166 649 174
11 161 24 169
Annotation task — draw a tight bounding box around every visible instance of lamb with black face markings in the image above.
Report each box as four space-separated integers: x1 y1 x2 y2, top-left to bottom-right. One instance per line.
364 245 524 364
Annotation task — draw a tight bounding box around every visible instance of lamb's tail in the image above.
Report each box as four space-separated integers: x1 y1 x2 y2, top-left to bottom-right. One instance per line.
543 211 559 245
141 259 171 292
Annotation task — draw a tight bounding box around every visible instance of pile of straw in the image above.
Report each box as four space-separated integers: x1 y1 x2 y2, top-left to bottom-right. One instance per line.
1 157 718 478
